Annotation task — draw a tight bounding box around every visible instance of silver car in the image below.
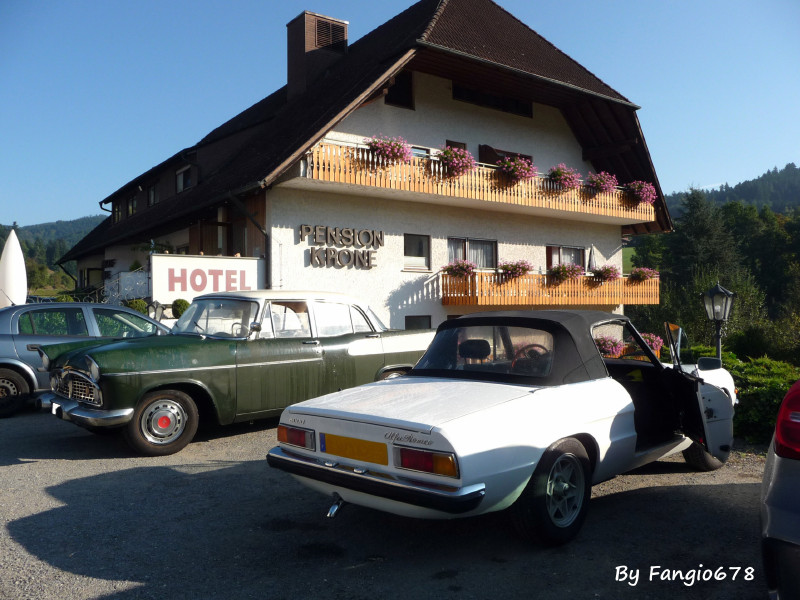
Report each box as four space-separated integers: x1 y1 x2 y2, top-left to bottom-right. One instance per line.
761 380 800 599
0 302 169 417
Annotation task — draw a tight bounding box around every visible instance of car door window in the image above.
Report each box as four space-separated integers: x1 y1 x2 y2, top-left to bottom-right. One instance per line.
314 302 355 337
271 302 311 338
92 308 159 338
17 308 89 337
351 307 373 333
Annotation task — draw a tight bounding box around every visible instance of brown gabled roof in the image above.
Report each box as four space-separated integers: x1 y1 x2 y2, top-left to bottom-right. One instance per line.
420 0 632 104
62 0 669 263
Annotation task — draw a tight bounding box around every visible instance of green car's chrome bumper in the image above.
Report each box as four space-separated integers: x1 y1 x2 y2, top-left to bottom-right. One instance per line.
46 393 134 428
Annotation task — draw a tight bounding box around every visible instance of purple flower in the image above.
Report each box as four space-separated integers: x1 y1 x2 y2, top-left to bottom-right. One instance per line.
364 135 413 164
548 163 582 190
497 259 533 278
640 333 664 353
628 267 659 282
594 335 624 356
627 180 657 205
548 262 584 284
496 156 538 182
441 259 477 278
438 146 477 177
593 264 621 282
586 171 619 193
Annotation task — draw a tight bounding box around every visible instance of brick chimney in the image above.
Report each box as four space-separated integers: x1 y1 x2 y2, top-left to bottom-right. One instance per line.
287 11 348 99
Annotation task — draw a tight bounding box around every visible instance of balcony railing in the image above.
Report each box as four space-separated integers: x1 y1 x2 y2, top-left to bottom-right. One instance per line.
304 142 655 224
441 272 660 306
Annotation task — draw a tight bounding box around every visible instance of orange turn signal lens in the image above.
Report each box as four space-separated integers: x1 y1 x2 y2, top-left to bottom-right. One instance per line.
398 447 458 478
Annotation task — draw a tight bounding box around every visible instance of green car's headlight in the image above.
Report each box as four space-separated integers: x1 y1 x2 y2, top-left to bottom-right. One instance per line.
85 355 101 381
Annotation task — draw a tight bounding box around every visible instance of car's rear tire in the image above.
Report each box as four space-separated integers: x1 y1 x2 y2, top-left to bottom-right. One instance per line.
510 438 591 546
123 390 199 456
0 368 29 418
682 440 726 471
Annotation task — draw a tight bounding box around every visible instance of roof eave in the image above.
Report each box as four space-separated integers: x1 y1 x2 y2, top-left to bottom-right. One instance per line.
415 40 641 110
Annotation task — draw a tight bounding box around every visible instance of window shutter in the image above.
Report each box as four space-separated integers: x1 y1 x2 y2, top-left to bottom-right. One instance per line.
478 144 502 165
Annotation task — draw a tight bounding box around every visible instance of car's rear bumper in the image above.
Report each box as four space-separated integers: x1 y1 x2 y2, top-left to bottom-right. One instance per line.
762 537 800 599
46 393 134 428
267 446 485 514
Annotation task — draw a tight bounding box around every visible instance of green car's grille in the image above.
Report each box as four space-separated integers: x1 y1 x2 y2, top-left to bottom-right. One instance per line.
53 373 101 406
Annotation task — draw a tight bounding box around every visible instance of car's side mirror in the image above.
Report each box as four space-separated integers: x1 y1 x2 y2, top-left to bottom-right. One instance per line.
248 322 261 338
697 357 722 371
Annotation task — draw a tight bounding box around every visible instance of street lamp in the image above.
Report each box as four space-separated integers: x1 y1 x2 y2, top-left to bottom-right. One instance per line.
703 283 735 359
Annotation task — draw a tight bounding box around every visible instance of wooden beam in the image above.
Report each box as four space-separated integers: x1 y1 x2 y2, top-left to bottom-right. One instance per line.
583 138 638 161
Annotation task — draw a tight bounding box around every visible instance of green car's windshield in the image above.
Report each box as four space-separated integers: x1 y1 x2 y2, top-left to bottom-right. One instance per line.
173 299 260 338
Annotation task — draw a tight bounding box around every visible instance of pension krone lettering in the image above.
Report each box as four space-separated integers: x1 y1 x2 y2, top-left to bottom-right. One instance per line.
300 224 384 270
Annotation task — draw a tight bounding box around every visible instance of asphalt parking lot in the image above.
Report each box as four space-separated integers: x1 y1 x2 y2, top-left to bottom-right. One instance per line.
1 408 766 600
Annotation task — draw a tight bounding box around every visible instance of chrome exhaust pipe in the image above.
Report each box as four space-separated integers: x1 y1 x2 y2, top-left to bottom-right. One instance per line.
326 493 344 518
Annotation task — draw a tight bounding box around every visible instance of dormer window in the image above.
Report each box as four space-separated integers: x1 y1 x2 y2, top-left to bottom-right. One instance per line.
176 166 192 193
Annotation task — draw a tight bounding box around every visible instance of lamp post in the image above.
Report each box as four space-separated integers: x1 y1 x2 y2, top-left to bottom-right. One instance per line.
703 283 735 359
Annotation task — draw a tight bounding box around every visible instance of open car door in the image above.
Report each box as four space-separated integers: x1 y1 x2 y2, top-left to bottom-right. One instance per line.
664 323 734 462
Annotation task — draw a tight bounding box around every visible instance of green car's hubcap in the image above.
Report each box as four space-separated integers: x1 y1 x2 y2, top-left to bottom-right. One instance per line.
545 453 585 527
141 400 186 445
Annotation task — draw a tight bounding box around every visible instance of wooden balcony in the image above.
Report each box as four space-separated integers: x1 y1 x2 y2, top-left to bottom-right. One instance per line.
441 272 660 307
302 142 655 225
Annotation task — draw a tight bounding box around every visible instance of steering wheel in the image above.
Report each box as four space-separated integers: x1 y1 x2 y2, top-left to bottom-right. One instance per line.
514 343 549 360
512 343 550 369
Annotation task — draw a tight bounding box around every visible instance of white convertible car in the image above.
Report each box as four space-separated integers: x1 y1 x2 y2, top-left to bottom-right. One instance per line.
267 310 737 545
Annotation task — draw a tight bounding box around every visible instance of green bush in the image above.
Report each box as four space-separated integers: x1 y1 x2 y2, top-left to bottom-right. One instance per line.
172 298 189 318
55 294 74 302
690 345 799 443
728 357 800 443
125 298 148 315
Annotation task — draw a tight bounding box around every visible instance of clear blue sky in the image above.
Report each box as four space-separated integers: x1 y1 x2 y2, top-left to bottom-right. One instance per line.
2 0 798 227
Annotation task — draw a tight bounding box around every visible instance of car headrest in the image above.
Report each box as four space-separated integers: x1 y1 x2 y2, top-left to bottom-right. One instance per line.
459 339 491 360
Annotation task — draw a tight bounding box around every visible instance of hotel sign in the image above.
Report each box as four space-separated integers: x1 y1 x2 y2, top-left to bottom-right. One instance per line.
151 254 266 304
300 224 384 269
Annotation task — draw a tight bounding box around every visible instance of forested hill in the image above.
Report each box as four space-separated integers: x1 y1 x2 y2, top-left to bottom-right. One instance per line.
666 162 800 216
0 215 105 289
8 215 106 248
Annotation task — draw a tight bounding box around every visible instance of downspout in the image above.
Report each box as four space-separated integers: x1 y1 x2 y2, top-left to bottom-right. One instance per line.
226 192 271 289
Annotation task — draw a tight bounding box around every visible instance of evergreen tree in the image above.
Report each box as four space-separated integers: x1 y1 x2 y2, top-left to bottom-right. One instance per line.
663 189 741 285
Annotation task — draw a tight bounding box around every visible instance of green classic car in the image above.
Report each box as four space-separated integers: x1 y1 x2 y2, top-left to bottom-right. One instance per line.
42 291 434 456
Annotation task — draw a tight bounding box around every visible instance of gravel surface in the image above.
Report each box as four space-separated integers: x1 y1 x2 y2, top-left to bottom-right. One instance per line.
0 408 767 600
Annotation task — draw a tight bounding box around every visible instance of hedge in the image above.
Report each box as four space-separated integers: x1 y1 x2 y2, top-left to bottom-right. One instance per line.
690 345 800 444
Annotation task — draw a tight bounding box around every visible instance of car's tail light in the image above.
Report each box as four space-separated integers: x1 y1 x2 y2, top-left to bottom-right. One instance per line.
277 425 315 451
397 447 458 478
775 381 800 460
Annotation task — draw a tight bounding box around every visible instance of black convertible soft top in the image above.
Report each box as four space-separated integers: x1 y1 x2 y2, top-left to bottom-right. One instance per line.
410 310 630 386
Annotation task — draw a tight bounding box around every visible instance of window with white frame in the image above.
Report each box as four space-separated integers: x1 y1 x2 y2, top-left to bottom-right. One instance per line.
176 167 192 193
404 234 430 270
448 237 497 269
546 245 585 269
